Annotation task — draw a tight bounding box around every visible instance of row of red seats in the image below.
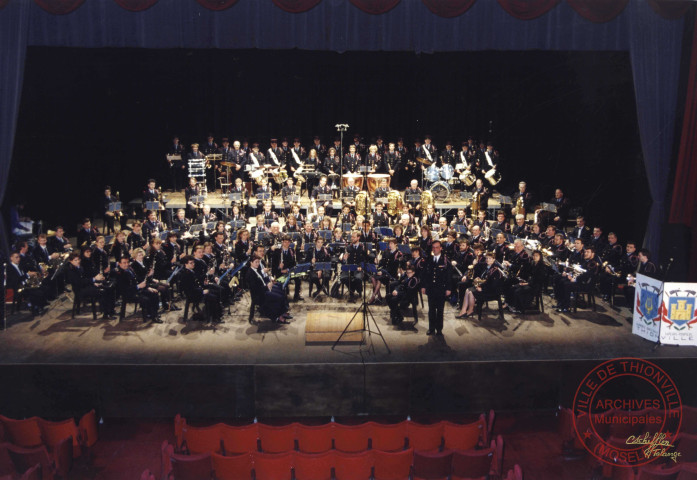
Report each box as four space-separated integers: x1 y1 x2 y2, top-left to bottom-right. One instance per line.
175 412 495 455
0 410 98 459
161 435 505 480
610 462 697 480
0 440 69 480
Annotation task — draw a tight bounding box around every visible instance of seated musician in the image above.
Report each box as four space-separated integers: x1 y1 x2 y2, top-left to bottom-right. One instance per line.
451 209 468 228
468 210 487 231
143 210 166 240
490 233 508 263
281 178 298 216
386 265 420 325
65 251 115 319
77 218 99 248
549 233 570 262
301 222 316 250
529 223 544 243
423 204 438 229
163 231 185 266
399 212 418 238
284 214 300 233
234 229 253 264
115 256 162 323
179 255 222 323
372 202 389 228
255 178 273 213
49 226 72 254
265 222 282 252
419 225 433 256
469 225 488 249
554 246 601 313
330 227 345 246
127 222 147 253
272 235 303 302
245 254 291 324
510 181 533 217
338 205 355 231
148 239 180 312
470 178 490 211
110 230 130 261
91 236 111 277
342 176 360 212
324 147 341 176
489 210 510 234
172 208 191 236
392 224 406 245
369 237 402 305
290 204 305 228
403 179 422 218
7 251 49 316
409 246 425 279
442 231 458 259
307 236 331 298
624 247 657 312
358 220 376 244
434 217 451 241
456 252 503 319
511 214 528 238
341 231 366 301
505 250 546 313
33 233 59 266
311 176 333 217
539 225 556 247
101 185 126 235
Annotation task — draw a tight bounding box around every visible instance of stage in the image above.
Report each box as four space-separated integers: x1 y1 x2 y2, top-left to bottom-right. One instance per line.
1 291 696 421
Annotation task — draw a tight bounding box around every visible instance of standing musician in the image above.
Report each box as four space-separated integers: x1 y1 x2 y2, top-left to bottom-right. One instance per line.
279 138 292 172
305 148 324 196
247 142 265 181
77 218 99 248
311 176 333 217
369 237 403 305
455 142 472 178
387 264 420 325
471 178 490 212
404 179 423 218
201 134 218 156
364 144 380 172
341 231 366 301
101 186 126 234
281 178 299 216
421 240 451 336
167 136 187 191
483 142 499 171
323 147 342 188
217 137 234 184
186 143 207 189
289 138 306 177
311 136 327 159
624 247 657 312
375 136 386 156
421 135 437 168
343 145 361 174
440 141 456 167
267 138 284 173
272 235 303 302
372 202 389 228
114 256 161 322
395 138 409 189
379 142 401 178
307 236 331 298
228 140 246 181
351 134 366 156
536 188 570 229
246 254 292 324
511 181 534 217
185 176 204 219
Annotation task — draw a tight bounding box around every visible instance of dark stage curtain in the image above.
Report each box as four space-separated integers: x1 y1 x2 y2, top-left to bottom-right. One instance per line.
197 0 239 11
421 0 476 18
271 0 322 14
670 9 697 280
496 0 560 21
648 0 691 20
350 0 401 15
0 1 29 256
33 0 85 15
566 0 628 23
0 0 8 10
112 0 159 12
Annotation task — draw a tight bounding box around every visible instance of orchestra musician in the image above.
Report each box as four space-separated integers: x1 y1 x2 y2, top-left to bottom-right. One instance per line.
245 254 291 324
281 178 299 216
505 250 546 313
456 252 502 319
511 181 534 217
440 141 456 167
307 236 331 298
185 177 204 219
101 186 126 234
272 235 303 302
179 254 222 323
571 216 592 244
624 247 657 312
554 246 600 313
423 204 439 228
311 136 327 159
115 256 161 322
127 222 147 253
338 205 355 231
364 144 380 172
511 214 528 238
304 148 323 196
167 136 186 191
351 134 366 156
387 264 420 325
342 176 360 212
419 225 433 256
374 178 390 201
77 218 99 248
110 231 130 261
341 231 366 301
7 251 49 316
289 138 306 177
404 180 422 218
65 251 115 319
483 142 499 172
379 142 401 177
283 214 300 233
267 139 284 186
311 175 333 217
372 202 389 228
343 145 360 174
49 226 72 254
589 226 607 256
323 147 341 190
369 237 402 305
421 135 437 170
471 178 490 212
143 210 165 240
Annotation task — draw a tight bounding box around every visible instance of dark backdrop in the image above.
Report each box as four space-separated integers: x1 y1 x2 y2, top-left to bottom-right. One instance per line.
9 47 647 242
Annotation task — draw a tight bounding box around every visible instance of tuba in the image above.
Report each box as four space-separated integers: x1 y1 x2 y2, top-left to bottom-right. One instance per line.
420 190 434 213
386 190 403 217
355 191 371 217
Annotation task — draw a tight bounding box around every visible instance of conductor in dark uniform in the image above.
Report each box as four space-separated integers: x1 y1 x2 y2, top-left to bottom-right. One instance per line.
420 240 452 336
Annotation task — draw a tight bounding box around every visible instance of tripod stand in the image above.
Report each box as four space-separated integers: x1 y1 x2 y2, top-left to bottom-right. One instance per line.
332 258 391 354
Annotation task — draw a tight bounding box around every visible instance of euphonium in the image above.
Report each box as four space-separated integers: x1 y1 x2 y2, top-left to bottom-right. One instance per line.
420 189 434 213
355 191 371 216
386 190 403 217
512 196 525 216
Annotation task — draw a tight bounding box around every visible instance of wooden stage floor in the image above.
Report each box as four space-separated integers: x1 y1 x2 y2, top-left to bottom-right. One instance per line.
0 290 693 367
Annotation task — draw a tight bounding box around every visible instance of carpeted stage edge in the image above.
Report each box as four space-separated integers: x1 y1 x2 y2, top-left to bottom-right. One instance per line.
1 359 695 420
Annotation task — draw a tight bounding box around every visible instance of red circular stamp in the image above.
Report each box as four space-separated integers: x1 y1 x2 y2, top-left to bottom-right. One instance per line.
573 357 682 467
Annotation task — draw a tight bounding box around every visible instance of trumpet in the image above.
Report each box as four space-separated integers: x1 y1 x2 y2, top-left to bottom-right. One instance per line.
602 261 622 278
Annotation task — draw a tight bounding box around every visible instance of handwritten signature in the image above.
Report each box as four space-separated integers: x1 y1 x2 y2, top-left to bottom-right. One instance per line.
626 433 681 463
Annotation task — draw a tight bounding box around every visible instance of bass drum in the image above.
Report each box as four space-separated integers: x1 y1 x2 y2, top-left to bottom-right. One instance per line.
440 164 454 180
429 181 450 203
425 165 440 183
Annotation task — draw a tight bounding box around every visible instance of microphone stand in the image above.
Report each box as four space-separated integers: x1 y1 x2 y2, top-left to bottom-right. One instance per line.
2 263 6 331
651 257 674 352
336 124 348 203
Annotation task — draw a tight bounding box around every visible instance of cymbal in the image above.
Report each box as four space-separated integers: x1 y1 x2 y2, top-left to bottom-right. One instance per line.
327 173 340 178
220 161 235 167
416 156 431 166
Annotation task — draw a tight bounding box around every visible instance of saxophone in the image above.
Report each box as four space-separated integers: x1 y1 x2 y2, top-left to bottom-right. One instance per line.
512 195 525 216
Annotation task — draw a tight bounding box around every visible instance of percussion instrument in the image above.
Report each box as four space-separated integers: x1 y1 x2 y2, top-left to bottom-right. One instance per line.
341 173 364 190
440 164 454 180
416 156 432 166
366 173 390 195
251 169 266 183
220 161 236 167
485 168 502 185
429 181 450 202
425 165 440 183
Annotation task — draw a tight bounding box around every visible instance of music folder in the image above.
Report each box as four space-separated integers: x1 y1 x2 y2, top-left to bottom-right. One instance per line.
374 227 394 237
378 241 388 251
397 244 411 255
206 222 216 230
453 225 468 235
314 262 332 271
229 220 246 229
499 195 513 205
460 191 473 200
406 194 421 203
257 192 272 200
108 202 122 212
317 194 332 202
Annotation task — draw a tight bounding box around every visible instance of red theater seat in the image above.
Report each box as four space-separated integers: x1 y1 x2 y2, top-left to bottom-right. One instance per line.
4 443 55 480
182 424 223 454
412 449 452 480
38 419 81 458
373 448 413 480
407 422 443 452
0 417 42 449
450 446 495 480
370 421 407 452
258 424 296 454
78 410 99 449
170 451 212 480
295 424 333 454
443 416 486 451
333 450 372 480
210 452 253 480
252 452 293 480
678 463 697 480
636 464 681 480
293 451 334 480
333 423 371 453
220 424 258 455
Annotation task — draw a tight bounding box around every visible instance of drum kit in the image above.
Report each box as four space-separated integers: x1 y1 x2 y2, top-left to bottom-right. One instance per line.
424 163 458 201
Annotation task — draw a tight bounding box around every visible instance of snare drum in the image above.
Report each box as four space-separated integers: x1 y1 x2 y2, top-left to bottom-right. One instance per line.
342 173 364 190
426 165 440 183
440 164 454 180
250 169 265 183
367 174 390 195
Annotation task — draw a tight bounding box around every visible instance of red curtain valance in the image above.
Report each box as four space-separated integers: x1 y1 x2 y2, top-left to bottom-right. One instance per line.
34 0 86 15
271 0 322 13
566 0 629 23
421 0 476 18
496 0 560 20
0 0 9 10
349 0 401 15
113 0 158 12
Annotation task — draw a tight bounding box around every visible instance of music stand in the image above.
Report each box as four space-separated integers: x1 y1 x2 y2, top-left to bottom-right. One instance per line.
288 194 300 204
499 195 513 206
317 193 332 204
329 242 346 253
542 203 557 213
406 194 421 204
342 223 353 233
264 218 275 227
287 232 302 244
107 202 122 213
257 232 269 244
229 192 242 203
145 201 160 211
229 220 246 231
397 244 411 255
460 191 473 201
317 230 332 241
257 192 272 201
314 261 332 271
453 225 468 235
377 242 388 251
374 227 394 238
